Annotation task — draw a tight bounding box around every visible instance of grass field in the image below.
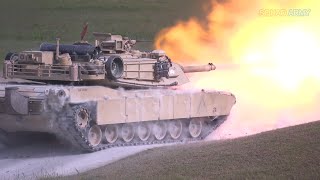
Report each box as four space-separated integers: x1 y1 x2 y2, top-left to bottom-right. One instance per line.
0 0 210 67
47 120 320 180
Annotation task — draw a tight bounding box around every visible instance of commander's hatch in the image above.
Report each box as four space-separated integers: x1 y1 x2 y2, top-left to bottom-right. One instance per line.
93 32 124 53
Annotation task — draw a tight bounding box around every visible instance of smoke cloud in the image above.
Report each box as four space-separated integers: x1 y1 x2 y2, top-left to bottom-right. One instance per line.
155 0 320 139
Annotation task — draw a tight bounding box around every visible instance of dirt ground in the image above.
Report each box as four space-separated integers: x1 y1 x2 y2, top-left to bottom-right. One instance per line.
0 136 166 180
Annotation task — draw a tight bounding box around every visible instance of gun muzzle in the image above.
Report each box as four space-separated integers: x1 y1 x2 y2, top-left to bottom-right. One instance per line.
182 63 216 73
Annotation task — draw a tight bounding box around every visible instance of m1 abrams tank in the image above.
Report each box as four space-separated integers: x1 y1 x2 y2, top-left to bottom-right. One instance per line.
0 30 236 152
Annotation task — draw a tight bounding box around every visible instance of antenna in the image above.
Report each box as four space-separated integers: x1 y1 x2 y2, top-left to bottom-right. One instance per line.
56 38 60 60
80 22 88 41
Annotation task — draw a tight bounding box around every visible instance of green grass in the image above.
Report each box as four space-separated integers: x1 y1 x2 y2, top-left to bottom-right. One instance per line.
47 120 320 180
0 0 209 67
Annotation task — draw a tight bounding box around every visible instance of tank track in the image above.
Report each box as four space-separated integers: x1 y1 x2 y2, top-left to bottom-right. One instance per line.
54 104 228 152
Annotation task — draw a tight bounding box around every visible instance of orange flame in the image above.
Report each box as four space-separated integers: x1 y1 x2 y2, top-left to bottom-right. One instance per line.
155 0 320 139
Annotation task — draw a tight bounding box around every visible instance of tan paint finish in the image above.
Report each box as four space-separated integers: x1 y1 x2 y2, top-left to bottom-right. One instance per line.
19 51 54 65
114 63 190 87
141 97 159 121
97 99 126 124
94 89 236 125
173 94 191 119
0 83 235 133
159 95 174 120
123 60 156 81
125 97 139 123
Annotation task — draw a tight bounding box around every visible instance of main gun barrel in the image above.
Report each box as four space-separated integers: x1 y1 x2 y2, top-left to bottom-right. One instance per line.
181 63 216 73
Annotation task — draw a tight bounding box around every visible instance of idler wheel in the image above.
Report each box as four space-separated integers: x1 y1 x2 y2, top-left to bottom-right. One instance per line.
153 121 167 140
88 125 102 147
168 120 183 140
188 119 203 138
137 123 151 141
104 125 119 144
76 108 89 129
121 124 135 142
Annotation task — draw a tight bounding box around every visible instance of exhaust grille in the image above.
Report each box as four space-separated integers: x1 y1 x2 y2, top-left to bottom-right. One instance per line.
29 100 44 115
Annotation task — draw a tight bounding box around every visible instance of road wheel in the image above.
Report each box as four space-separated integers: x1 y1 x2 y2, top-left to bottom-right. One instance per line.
104 125 119 144
137 123 151 141
121 124 135 142
88 125 102 147
168 120 183 140
188 119 203 138
153 121 167 140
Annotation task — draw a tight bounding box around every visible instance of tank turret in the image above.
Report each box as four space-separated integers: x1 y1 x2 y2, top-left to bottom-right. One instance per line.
3 33 216 88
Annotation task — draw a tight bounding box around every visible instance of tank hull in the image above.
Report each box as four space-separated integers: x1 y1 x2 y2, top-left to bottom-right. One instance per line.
0 84 236 152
